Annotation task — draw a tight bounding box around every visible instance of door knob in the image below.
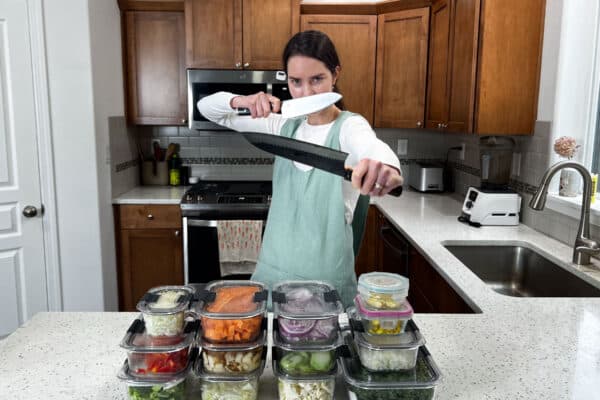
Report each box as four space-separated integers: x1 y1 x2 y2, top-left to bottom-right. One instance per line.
23 206 38 218
235 62 242 68
243 62 250 68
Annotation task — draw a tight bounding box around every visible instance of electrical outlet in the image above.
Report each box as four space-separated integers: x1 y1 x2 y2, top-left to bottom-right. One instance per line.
397 139 408 156
459 143 466 160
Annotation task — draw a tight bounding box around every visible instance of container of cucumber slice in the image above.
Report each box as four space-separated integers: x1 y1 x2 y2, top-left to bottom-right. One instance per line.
273 328 341 375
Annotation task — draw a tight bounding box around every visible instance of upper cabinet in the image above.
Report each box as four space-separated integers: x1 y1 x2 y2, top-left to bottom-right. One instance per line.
375 8 429 128
426 0 545 135
185 0 301 70
300 15 377 124
122 10 187 125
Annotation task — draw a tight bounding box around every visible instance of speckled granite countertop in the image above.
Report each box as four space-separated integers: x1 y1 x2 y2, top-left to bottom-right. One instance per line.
113 186 188 204
2 191 599 399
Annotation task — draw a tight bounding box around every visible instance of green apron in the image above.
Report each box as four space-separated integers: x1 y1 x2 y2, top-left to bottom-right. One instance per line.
252 111 365 308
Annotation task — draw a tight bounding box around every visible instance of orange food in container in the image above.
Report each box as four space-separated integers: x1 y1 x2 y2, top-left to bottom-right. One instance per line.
199 280 267 344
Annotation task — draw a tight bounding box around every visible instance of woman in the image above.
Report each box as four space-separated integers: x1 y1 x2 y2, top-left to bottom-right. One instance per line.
198 30 402 307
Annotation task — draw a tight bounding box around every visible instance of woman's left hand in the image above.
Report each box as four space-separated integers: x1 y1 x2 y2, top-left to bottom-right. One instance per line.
351 159 403 197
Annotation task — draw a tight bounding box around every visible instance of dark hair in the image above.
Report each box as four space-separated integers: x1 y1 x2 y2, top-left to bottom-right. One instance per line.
282 30 344 109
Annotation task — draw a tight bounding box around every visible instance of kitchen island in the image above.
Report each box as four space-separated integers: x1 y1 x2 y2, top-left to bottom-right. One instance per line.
2 190 600 399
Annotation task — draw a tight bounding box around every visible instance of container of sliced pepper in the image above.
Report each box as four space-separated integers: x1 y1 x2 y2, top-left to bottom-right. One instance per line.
198 280 268 344
120 316 199 377
136 285 195 337
118 356 192 400
339 345 441 400
272 281 343 345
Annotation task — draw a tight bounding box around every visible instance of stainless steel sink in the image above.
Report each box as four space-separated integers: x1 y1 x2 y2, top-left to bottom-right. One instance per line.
444 244 600 297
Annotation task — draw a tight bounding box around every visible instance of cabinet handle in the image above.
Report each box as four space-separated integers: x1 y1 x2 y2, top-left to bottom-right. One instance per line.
147 214 154 220
175 230 180 236
235 62 242 68
437 123 442 129
181 119 187 124
442 123 448 128
243 62 250 68
416 121 422 127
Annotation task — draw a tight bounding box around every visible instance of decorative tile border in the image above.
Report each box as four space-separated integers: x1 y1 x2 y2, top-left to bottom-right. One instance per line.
115 159 138 173
182 157 274 165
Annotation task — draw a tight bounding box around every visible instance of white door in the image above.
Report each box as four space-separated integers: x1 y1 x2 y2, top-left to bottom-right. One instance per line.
0 0 48 336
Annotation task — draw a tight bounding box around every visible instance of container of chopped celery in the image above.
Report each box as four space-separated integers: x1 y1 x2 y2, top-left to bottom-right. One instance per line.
273 353 337 400
339 345 441 400
136 285 195 337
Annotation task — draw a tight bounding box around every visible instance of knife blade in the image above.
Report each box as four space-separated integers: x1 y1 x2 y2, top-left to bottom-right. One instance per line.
236 92 342 119
240 132 403 197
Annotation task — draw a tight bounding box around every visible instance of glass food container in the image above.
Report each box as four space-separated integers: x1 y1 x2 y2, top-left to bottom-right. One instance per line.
136 285 195 337
120 316 199 377
190 357 265 400
198 280 268 344
272 281 343 345
200 330 266 374
118 358 190 400
273 329 341 375
352 295 414 335
273 354 337 400
357 272 409 310
339 345 441 400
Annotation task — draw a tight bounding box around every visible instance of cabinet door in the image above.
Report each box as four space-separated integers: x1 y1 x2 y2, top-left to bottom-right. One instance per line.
124 11 186 125
375 8 429 128
243 0 300 70
425 0 450 130
118 228 183 311
446 0 479 133
354 205 380 276
185 0 242 68
301 14 377 124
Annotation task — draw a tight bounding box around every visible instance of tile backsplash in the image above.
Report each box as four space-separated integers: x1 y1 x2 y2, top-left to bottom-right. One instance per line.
120 121 598 248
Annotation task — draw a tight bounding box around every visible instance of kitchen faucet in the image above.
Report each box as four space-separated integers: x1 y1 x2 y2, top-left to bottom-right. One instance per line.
529 161 600 265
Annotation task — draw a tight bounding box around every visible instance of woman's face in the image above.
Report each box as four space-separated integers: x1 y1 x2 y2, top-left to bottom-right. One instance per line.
286 55 339 98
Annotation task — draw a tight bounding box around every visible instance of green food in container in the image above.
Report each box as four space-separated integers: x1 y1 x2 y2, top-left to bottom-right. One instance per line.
127 381 185 400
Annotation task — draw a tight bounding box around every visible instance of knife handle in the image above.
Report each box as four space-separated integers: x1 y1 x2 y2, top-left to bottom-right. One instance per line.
344 169 403 197
236 107 277 116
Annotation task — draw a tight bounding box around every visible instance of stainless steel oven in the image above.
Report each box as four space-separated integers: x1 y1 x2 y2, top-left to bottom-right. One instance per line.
187 69 292 130
181 181 271 283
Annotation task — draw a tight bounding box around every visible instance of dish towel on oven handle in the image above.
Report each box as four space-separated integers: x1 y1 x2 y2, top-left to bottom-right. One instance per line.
216 220 263 277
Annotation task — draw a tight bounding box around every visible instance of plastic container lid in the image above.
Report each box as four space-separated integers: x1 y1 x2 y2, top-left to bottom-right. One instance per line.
273 328 342 352
199 280 268 319
136 285 195 315
120 316 199 352
358 272 409 296
354 295 413 320
339 346 441 391
200 329 266 352
272 280 344 319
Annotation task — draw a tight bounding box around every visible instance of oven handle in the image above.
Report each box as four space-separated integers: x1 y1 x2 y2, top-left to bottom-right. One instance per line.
186 219 218 227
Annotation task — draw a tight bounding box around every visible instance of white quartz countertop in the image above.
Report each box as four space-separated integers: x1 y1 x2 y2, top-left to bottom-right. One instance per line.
2 190 600 399
113 186 188 204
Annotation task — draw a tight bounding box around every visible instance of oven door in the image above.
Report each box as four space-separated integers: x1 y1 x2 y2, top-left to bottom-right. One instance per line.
187 69 291 130
183 218 266 283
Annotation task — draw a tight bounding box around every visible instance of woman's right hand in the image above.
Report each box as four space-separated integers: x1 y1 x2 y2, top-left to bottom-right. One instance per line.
230 91 281 118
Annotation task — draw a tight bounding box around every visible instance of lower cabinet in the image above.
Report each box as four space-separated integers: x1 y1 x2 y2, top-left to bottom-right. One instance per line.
114 205 184 311
355 205 473 313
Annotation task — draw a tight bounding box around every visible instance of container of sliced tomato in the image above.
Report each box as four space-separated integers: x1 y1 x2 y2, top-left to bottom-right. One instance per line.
120 316 199 377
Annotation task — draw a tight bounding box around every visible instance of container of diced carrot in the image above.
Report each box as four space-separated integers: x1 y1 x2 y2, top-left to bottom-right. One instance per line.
198 280 267 344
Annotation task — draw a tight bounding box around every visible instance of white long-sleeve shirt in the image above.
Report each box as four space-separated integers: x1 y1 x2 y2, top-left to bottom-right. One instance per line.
197 92 401 223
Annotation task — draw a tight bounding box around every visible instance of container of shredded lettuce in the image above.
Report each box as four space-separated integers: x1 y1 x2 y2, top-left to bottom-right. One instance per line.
339 346 441 400
137 285 195 336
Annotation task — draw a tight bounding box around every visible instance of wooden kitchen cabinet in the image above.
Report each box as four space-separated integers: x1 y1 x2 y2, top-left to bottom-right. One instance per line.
374 8 429 129
185 0 300 70
355 205 384 276
300 14 377 124
115 205 184 311
425 0 545 135
122 11 187 125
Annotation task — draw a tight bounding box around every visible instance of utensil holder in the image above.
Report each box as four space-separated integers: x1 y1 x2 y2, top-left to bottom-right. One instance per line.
142 161 168 185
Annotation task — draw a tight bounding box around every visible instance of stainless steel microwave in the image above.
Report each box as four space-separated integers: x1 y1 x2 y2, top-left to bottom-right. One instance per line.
187 69 292 130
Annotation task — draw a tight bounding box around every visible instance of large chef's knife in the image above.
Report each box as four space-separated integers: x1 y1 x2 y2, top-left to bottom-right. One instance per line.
236 92 342 119
240 132 403 197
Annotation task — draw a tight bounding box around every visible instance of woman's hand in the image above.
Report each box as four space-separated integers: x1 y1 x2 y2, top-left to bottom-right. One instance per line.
230 91 281 118
351 159 403 197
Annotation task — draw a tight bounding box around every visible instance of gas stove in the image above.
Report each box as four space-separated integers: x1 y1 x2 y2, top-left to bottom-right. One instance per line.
180 180 272 219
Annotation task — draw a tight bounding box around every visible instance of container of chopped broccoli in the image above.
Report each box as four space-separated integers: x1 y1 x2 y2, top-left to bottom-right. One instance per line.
339 346 441 400
118 358 188 400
